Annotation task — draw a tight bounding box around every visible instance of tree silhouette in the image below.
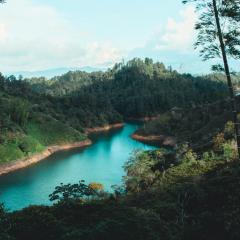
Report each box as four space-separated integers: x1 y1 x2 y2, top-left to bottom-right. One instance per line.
183 0 240 158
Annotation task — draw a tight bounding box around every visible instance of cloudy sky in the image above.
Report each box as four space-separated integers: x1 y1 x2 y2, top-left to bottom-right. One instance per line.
0 0 229 74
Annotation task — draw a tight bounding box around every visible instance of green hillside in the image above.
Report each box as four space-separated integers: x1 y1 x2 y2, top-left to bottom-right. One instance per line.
0 59 240 239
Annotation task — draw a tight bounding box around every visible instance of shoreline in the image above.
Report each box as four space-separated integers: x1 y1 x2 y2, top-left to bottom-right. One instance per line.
86 123 124 134
0 123 125 177
0 140 92 177
126 116 159 122
131 133 176 147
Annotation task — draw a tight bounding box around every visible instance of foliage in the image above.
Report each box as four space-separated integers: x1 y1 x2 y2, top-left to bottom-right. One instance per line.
0 143 25 163
26 58 229 120
25 115 87 146
18 136 44 155
0 58 232 164
49 180 99 203
224 120 235 138
0 204 13 240
183 0 240 156
88 182 104 192
0 59 240 238
124 150 176 193
183 0 240 61
1 140 240 240
213 132 225 152
135 98 237 150
5 98 30 126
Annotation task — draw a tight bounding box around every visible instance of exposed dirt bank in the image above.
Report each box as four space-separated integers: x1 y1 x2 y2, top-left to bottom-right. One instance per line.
0 124 125 176
131 133 176 147
0 140 92 176
126 116 159 122
86 123 124 134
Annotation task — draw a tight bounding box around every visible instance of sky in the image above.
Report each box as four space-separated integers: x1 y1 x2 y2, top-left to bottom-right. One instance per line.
0 0 236 74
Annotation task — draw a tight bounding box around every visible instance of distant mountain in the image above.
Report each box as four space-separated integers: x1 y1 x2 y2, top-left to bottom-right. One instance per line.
5 66 107 79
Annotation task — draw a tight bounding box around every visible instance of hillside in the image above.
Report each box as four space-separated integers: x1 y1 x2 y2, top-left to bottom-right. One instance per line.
134 98 239 150
0 59 232 165
27 59 229 120
1 123 240 240
0 90 87 164
0 59 240 239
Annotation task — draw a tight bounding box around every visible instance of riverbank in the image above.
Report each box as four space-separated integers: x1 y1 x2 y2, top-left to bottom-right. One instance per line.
131 133 176 147
0 123 125 176
86 123 124 134
126 116 160 122
0 140 92 176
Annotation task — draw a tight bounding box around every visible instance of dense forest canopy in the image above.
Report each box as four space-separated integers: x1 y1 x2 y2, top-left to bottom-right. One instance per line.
1 0 240 238
1 58 233 130
1 58 240 239
0 58 235 165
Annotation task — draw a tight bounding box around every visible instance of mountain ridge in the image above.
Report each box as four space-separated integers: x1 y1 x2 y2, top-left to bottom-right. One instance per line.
5 66 108 79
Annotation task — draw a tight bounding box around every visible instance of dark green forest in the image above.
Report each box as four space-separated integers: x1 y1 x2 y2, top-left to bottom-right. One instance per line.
0 59 233 163
1 58 240 239
1 0 240 238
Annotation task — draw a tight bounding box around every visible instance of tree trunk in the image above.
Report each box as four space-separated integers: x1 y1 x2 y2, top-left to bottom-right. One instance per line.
212 0 240 159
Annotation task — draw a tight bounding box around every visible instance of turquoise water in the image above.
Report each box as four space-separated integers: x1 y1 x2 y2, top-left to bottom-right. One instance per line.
0 123 157 211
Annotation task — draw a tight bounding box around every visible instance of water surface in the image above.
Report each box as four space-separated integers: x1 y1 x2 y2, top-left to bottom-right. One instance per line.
0 123 157 211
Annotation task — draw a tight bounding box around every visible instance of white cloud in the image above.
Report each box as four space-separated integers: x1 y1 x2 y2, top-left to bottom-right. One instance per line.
0 2 200 73
127 6 206 73
0 0 123 72
155 6 197 52
86 42 122 65
151 6 197 52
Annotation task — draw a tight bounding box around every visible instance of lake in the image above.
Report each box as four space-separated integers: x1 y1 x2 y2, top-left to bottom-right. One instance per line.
0 123 157 211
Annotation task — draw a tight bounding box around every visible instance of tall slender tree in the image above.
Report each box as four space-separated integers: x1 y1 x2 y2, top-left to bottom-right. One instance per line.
183 0 240 158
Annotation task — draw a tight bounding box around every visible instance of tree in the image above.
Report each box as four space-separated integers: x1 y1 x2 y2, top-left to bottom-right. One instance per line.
183 0 240 158
7 98 30 126
49 180 99 203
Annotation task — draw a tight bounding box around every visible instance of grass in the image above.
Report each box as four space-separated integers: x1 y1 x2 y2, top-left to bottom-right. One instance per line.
0 143 24 164
0 113 88 164
26 114 87 146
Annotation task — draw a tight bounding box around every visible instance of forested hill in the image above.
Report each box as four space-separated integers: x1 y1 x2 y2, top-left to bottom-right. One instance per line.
26 58 229 119
1 59 240 240
0 58 232 164
1 58 233 131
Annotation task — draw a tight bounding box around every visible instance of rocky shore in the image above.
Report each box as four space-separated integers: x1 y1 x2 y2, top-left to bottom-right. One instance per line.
131 133 176 147
86 123 124 134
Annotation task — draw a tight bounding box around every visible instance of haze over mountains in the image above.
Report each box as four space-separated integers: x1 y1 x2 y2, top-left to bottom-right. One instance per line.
5 66 107 79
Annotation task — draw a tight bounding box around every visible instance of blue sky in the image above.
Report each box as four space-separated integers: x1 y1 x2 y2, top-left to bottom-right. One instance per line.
36 0 184 49
0 0 235 74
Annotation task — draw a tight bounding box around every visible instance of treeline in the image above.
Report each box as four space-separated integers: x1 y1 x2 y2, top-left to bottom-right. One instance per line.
1 58 240 239
0 58 234 163
27 58 229 121
1 58 236 134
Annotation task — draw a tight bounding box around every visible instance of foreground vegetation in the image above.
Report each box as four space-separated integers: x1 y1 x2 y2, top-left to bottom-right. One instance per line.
1 0 240 238
1 58 240 239
0 120 239 239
